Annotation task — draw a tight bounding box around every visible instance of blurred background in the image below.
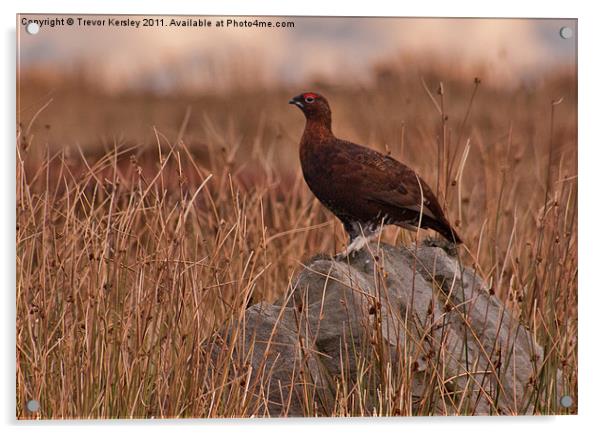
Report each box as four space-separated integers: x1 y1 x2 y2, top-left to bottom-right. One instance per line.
18 16 576 92
18 16 576 151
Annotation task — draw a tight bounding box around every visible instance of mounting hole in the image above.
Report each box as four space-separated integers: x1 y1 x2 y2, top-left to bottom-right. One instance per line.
26 22 40 35
560 395 573 408
26 399 40 413
559 26 573 39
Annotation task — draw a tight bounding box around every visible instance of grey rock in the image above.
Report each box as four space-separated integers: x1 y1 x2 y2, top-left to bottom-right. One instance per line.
208 242 553 416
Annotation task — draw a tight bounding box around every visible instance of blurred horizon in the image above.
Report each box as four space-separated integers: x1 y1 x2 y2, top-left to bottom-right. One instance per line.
18 15 576 93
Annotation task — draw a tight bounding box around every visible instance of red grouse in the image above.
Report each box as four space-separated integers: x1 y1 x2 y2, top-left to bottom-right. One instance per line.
289 92 462 256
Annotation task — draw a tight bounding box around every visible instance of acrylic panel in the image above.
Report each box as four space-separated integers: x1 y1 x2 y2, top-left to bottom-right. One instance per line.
16 15 577 419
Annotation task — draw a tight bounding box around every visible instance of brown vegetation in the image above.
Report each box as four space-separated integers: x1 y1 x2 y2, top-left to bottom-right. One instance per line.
16 60 577 417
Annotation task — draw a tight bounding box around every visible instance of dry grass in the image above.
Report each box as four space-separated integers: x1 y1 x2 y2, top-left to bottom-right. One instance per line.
16 61 577 418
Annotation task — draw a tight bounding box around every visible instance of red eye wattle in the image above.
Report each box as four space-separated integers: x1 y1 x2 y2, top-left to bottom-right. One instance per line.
303 92 318 102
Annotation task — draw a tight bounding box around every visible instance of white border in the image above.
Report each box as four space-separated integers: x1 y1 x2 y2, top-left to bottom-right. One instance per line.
3 1 600 433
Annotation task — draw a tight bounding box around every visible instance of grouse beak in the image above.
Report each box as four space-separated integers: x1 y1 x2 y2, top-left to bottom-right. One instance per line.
289 97 304 109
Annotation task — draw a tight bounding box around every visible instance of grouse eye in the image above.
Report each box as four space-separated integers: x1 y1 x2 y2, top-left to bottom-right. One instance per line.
304 96 315 103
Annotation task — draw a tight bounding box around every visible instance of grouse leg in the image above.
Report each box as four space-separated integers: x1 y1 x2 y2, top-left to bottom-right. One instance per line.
336 222 382 259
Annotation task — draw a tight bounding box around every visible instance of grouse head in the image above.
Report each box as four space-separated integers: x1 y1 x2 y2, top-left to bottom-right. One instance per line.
289 92 331 128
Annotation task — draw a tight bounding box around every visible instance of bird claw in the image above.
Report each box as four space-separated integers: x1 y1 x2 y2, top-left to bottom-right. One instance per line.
334 250 358 262
335 235 371 261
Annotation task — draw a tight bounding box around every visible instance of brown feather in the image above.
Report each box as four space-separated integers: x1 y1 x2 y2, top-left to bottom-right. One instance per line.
290 92 462 244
